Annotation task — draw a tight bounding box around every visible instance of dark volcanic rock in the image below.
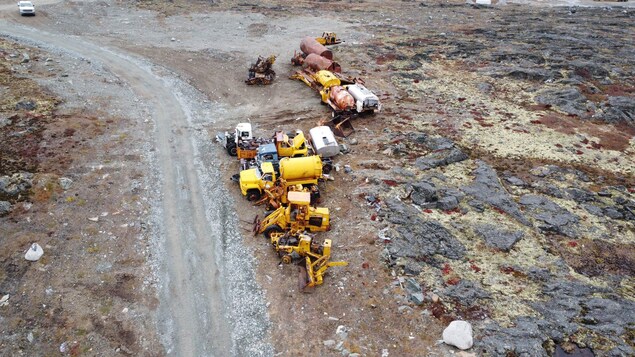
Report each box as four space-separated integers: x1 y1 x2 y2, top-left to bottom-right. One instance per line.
519 194 579 238
478 317 549 357
410 181 437 206
0 172 34 199
535 87 588 117
415 148 468 170
566 187 596 203
461 161 531 226
383 198 466 262
386 219 466 261
408 133 468 170
0 201 11 216
443 280 490 304
599 96 635 126
474 224 524 251
437 195 459 211
15 100 36 111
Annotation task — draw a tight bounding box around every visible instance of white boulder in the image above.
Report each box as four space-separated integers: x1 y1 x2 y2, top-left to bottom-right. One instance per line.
24 243 43 261
442 320 473 350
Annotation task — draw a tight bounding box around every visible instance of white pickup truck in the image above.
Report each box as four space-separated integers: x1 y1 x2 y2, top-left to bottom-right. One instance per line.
18 1 35 16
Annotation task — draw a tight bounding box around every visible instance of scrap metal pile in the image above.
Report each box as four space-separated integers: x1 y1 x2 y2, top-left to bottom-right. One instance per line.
217 121 345 291
221 32 380 290
246 55 276 85
290 35 382 137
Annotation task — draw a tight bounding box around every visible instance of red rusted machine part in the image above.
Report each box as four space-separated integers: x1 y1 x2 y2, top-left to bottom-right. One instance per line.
329 86 355 110
305 53 341 73
300 36 333 60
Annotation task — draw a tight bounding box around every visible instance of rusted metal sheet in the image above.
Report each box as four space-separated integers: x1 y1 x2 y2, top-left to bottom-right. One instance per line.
300 36 333 60
305 53 341 73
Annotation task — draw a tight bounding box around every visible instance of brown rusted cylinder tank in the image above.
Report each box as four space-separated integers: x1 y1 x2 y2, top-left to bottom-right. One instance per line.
305 53 342 73
330 86 355 110
300 36 333 60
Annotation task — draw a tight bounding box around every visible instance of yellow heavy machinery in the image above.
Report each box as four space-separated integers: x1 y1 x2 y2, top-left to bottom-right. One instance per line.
274 130 308 158
270 231 347 290
316 32 342 46
240 156 323 202
253 191 330 238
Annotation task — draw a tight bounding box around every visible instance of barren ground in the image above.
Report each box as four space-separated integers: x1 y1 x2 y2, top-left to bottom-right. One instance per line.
0 1 633 357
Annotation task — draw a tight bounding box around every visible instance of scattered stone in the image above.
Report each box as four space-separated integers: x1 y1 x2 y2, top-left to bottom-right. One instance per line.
0 201 11 216
410 181 437 206
27 332 34 343
0 115 12 128
505 176 526 187
344 165 352 174
25 243 44 261
404 278 425 305
477 82 493 93
0 172 34 198
323 340 336 348
170 37 176 41
474 224 524 251
339 144 350 154
603 207 623 220
336 325 348 340
21 53 30 63
398 305 414 313
88 217 99 222
566 188 595 203
58 177 73 190
437 195 459 211
0 294 8 307
15 100 36 111
462 161 530 225
519 194 579 237
348 138 358 145
443 320 473 350
583 204 603 217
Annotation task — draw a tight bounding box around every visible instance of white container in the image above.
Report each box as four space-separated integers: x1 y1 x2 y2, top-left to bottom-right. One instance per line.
309 126 339 158
346 84 381 113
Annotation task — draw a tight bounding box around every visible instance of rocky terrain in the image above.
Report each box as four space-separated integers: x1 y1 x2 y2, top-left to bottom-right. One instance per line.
0 1 633 356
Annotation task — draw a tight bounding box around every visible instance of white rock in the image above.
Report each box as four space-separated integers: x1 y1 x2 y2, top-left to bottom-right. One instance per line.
88 217 99 222
443 320 473 350
0 294 9 307
58 177 73 190
25 243 44 261
27 332 34 343
335 325 348 340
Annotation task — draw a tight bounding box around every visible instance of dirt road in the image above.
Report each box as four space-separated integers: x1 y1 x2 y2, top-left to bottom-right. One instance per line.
0 9 270 357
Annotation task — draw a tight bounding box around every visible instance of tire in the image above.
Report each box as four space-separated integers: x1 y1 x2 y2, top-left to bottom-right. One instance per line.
226 144 237 156
263 225 283 239
246 189 261 202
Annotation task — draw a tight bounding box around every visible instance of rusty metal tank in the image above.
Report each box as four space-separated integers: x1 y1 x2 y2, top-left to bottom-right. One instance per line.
300 36 333 60
304 53 341 73
329 86 355 111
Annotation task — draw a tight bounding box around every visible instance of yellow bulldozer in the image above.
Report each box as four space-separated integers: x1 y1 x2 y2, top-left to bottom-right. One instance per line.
270 231 347 290
253 191 329 238
316 32 342 46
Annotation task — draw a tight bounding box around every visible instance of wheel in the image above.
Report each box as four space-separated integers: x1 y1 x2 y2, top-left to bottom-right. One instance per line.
263 225 283 239
246 189 261 202
281 255 292 264
226 144 237 156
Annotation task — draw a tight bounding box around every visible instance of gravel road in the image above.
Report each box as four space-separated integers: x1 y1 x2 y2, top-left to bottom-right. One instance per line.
0 8 271 356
